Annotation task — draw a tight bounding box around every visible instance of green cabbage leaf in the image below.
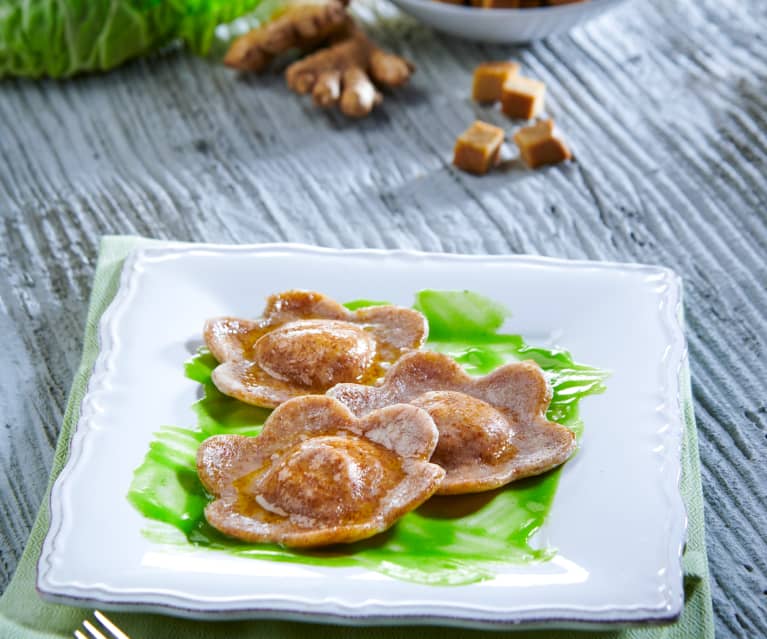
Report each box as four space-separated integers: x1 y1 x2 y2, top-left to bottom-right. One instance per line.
0 0 268 78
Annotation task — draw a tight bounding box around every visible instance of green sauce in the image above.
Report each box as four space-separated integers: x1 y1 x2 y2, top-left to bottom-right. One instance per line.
127 290 607 586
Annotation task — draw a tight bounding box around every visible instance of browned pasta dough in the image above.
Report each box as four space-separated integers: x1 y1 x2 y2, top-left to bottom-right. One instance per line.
205 290 427 407
197 396 445 546
328 351 575 494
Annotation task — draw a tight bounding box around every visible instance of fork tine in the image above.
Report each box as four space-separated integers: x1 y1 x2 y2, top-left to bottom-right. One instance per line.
82 619 108 639
94 611 131 639
74 631 89 639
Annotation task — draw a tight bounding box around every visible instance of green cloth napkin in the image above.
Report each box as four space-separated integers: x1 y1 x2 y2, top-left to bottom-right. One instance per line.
0 236 714 639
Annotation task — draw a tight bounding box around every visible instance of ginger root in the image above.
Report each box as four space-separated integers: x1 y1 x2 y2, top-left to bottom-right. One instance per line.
225 1 414 118
224 1 350 72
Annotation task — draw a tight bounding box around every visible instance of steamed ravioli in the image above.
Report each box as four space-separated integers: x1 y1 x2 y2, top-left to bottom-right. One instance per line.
204 290 427 407
328 351 575 495
196 396 445 547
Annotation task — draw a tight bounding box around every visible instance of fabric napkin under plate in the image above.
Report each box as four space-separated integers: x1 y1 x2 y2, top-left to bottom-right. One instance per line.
0 235 714 639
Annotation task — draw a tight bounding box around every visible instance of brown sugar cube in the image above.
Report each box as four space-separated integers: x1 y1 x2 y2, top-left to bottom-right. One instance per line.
453 120 505 175
513 119 572 169
472 61 520 103
501 75 546 120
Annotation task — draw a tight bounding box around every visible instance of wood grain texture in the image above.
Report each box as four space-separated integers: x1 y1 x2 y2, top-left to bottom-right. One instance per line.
0 0 765 635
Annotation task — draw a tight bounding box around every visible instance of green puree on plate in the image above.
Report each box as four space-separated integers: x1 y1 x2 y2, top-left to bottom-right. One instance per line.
127 290 607 586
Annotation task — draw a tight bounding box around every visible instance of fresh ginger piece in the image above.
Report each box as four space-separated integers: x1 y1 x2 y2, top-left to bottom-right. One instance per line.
313 69 342 107
286 29 370 94
453 121 505 175
340 67 382 117
224 1 349 72
286 25 412 117
501 75 545 119
369 48 414 88
513 119 572 169
226 0 414 119
472 61 519 103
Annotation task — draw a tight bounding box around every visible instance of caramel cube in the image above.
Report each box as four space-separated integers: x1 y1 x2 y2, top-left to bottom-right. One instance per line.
501 75 545 120
453 120 505 175
513 119 572 169
472 61 520 103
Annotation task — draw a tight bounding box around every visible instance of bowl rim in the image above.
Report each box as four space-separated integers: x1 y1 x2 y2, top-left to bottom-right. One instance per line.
390 0 627 18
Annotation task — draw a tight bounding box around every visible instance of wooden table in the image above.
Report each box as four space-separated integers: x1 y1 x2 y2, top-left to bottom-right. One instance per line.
1 0 765 635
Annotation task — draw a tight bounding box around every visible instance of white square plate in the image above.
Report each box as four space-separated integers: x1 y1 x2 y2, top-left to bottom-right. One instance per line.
38 243 687 629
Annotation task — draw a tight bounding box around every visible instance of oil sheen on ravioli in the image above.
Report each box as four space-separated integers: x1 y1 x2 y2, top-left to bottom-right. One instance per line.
328 351 575 495
204 290 428 407
196 396 445 547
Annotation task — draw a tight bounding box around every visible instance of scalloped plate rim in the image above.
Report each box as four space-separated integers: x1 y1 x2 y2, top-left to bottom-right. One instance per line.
37 241 688 629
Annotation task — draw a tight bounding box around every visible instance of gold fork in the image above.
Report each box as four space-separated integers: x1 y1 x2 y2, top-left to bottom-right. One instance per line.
74 611 131 639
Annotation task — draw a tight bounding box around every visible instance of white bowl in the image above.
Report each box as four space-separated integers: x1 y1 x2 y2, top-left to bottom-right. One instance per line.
388 0 631 43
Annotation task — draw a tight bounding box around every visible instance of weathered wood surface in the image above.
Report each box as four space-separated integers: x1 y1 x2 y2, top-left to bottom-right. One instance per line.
1 0 765 635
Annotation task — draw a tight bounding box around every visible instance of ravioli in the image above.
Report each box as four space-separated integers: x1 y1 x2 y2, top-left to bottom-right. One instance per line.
328 351 575 495
204 290 427 407
197 395 445 547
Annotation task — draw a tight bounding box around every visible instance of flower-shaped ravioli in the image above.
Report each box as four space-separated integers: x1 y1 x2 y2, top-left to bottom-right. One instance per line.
328 351 575 495
204 290 428 407
196 395 445 546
